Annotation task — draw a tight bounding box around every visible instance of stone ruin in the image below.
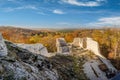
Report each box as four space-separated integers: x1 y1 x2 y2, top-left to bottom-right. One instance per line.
56 37 105 58
85 38 104 58
72 38 83 48
57 37 116 69
17 43 49 57
0 33 8 56
72 37 104 58
71 37 117 80
56 38 70 54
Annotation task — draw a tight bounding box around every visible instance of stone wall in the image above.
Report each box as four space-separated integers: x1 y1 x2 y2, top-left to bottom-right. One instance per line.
0 33 8 56
56 38 70 54
85 38 104 58
72 37 104 58
72 38 83 48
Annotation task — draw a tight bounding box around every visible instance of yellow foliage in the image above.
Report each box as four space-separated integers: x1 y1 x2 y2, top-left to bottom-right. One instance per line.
108 52 114 59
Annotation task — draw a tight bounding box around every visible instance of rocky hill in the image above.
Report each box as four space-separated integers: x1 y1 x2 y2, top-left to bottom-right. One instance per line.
0 26 54 36
0 33 119 80
0 41 59 80
0 41 87 80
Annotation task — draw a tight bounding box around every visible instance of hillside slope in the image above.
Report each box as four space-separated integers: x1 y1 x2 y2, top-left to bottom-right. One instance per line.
0 41 59 80
0 41 87 80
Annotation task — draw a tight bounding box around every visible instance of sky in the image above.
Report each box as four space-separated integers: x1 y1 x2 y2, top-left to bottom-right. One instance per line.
0 0 120 28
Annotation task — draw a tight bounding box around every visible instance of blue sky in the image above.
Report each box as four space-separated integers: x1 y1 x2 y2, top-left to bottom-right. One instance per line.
0 0 120 28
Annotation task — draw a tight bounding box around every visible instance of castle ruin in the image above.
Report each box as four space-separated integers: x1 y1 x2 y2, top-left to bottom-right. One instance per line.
56 38 70 54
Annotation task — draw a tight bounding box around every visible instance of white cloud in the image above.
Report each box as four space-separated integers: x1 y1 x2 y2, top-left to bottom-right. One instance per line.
96 0 106 2
55 22 81 28
61 0 106 7
7 0 16 2
53 9 65 14
3 5 38 12
16 5 37 10
57 22 70 25
37 12 47 15
88 16 120 26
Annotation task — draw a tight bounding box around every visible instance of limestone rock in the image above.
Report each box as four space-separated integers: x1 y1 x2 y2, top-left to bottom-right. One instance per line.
0 41 59 80
0 33 8 56
16 43 49 57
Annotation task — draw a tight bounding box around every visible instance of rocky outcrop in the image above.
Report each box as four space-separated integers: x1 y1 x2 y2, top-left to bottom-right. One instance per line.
0 41 87 80
0 35 87 80
16 43 49 57
0 33 8 56
0 41 59 80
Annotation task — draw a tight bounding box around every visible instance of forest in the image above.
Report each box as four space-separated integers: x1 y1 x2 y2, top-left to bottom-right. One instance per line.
0 26 120 70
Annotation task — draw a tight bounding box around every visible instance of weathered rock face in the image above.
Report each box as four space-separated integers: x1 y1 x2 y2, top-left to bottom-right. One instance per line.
16 43 49 57
0 41 59 80
0 33 8 56
0 41 87 80
56 38 70 54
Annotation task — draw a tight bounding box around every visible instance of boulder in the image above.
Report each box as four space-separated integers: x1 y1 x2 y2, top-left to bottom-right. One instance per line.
16 43 49 56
